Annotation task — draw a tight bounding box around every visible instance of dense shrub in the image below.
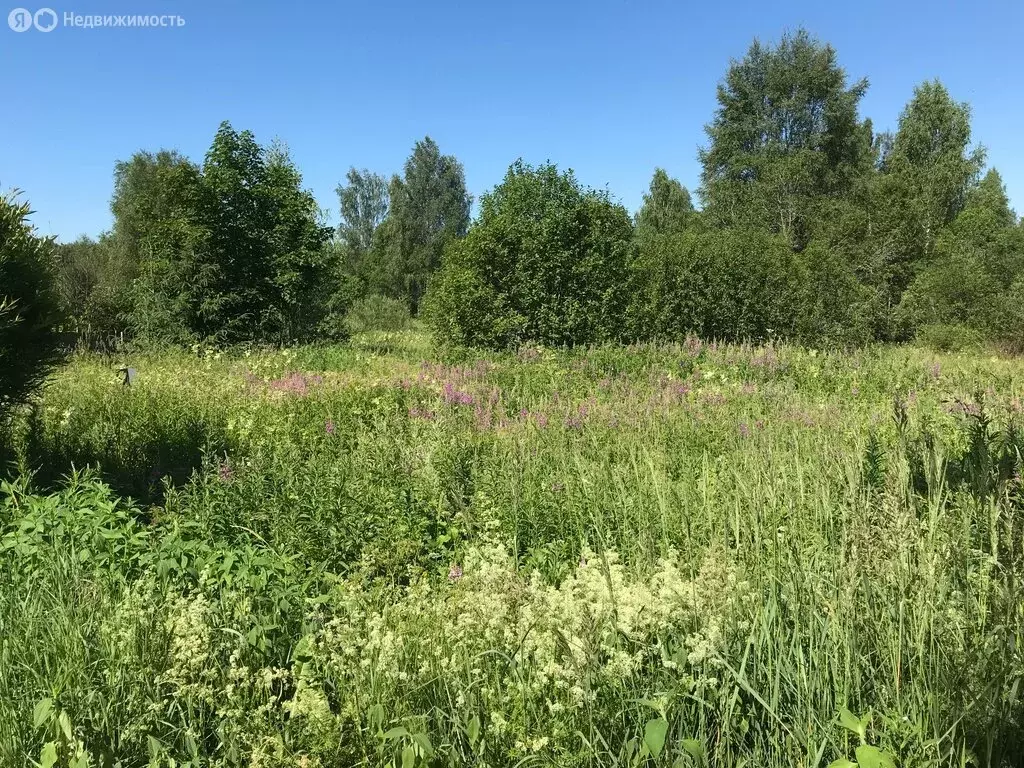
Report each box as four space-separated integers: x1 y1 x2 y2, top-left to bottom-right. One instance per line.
344 294 412 335
0 192 65 423
627 228 809 343
915 323 984 352
425 162 634 349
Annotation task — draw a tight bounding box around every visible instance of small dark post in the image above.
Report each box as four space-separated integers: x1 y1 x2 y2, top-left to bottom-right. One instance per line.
118 367 137 387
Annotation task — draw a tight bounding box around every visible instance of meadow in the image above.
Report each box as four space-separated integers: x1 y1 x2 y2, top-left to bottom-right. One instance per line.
1 330 1023 767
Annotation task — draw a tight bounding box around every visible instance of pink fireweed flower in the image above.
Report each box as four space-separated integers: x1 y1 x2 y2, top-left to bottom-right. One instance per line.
448 564 463 582
442 382 474 406
218 462 234 483
268 372 313 396
325 419 336 435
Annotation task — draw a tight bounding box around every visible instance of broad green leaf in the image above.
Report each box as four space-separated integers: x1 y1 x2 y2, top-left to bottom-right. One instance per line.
382 726 410 742
827 759 858 768
855 745 895 768
412 732 434 757
40 742 58 768
33 698 53 729
467 715 481 745
58 711 73 741
401 745 416 768
840 708 867 741
644 718 669 759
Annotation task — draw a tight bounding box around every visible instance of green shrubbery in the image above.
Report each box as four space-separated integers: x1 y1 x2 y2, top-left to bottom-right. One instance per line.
0 192 65 425
426 162 634 349
344 294 412 335
627 228 805 343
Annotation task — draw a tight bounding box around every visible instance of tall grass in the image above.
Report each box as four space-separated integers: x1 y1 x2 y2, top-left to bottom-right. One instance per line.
1 333 1022 766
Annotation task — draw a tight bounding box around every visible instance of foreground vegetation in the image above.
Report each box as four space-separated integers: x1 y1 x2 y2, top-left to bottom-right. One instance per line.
2 331 1023 766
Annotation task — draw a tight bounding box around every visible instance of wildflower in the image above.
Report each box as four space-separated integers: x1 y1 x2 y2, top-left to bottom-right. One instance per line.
448 564 463 582
325 419 336 435
738 422 751 438
218 462 234 483
442 382 474 406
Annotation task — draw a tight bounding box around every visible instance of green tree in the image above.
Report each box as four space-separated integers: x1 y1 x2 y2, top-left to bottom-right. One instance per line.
898 166 1023 345
699 29 873 250
0 191 66 422
635 169 695 240
940 168 1021 285
336 167 389 271
53 234 133 345
882 80 985 257
426 161 633 349
111 150 198 258
130 123 334 345
375 137 471 312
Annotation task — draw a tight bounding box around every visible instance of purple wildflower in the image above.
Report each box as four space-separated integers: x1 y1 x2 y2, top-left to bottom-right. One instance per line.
442 382 474 406
448 564 463 582
325 419 336 435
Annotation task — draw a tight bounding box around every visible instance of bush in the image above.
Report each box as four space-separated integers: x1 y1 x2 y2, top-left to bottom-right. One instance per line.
425 161 634 349
896 251 1002 340
915 323 984 352
344 294 412 335
626 228 809 343
0 192 65 423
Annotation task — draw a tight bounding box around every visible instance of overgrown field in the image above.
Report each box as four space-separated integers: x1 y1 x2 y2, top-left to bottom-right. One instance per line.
2 331 1024 767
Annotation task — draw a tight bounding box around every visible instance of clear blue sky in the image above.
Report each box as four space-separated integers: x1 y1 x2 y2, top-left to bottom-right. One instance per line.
3 0 1022 241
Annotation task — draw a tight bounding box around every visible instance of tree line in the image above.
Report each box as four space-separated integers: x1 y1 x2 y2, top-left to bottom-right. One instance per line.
3 29 1023 410
429 32 1023 351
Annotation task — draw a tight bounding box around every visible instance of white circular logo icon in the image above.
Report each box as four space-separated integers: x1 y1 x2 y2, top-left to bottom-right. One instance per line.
34 7 57 31
8 7 33 31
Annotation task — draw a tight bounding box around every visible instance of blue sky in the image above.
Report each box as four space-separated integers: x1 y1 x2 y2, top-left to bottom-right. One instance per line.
2 0 1022 241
